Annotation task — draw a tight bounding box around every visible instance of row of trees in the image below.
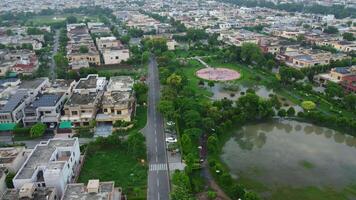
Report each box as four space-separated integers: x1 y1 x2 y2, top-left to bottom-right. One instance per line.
220 0 356 19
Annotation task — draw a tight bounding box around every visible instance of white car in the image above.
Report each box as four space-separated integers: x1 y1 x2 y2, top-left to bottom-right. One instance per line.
49 123 56 129
165 137 177 143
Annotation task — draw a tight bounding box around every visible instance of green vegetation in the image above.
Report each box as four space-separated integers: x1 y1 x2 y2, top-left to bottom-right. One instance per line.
78 136 147 199
299 160 315 169
30 123 46 138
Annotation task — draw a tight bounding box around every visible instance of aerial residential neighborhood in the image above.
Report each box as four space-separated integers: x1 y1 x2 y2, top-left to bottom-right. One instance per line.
0 0 355 200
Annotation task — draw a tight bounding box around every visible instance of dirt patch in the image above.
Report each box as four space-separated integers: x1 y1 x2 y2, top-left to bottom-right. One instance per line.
196 68 240 81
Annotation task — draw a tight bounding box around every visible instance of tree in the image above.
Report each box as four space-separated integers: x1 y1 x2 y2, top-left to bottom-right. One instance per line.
127 131 145 158
66 16 78 24
323 26 339 34
342 32 355 41
343 94 356 111
279 66 304 84
277 109 287 117
287 107 296 116
301 101 316 111
27 27 44 35
180 134 193 153
207 190 217 200
5 29 13 36
207 135 219 154
141 51 150 64
79 45 89 53
30 123 46 138
244 191 261 200
325 82 344 98
158 100 175 120
183 110 201 128
133 82 148 105
167 73 182 89
208 81 215 87
5 173 15 188
266 59 276 69
241 43 264 65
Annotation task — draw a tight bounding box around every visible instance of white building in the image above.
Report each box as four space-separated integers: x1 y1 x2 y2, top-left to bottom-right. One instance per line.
73 74 107 94
12 138 81 198
102 48 130 65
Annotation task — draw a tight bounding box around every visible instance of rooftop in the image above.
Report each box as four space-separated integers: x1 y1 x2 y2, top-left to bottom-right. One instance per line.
14 138 77 180
62 181 116 200
1 187 56 200
106 76 134 92
28 93 63 108
102 92 131 107
66 93 99 106
0 91 27 113
19 78 47 90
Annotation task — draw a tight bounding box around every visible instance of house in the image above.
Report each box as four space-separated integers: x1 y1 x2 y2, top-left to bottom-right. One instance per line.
341 75 356 93
73 74 107 94
0 146 29 173
23 93 66 127
102 48 130 65
95 37 122 51
12 138 81 198
0 91 28 124
0 61 15 77
167 39 177 50
3 50 39 75
1 182 57 200
314 66 356 86
61 179 123 200
96 37 130 65
66 24 100 66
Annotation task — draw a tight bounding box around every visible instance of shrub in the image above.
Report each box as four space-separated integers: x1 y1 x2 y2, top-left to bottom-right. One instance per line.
301 101 316 111
30 123 46 138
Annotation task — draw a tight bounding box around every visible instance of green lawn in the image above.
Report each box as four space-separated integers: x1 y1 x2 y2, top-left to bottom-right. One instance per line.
78 143 147 199
26 14 99 26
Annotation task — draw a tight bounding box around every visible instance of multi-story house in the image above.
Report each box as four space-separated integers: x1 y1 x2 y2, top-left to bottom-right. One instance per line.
23 93 67 127
12 138 81 198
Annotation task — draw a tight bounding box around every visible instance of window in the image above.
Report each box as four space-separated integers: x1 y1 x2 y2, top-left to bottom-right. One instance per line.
104 109 108 113
42 183 46 187
72 111 78 115
116 110 122 115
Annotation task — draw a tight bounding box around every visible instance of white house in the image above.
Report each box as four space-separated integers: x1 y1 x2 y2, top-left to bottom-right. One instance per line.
12 138 81 198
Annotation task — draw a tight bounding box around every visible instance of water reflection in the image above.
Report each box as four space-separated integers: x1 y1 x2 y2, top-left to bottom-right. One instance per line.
221 120 356 189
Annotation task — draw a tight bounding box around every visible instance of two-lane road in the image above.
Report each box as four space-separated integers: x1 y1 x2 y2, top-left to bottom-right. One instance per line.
144 57 170 200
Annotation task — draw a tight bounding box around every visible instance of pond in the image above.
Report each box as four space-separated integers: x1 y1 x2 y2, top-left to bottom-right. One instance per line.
220 120 356 200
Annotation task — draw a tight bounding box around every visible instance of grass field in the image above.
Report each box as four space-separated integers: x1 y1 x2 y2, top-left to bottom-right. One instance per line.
78 105 148 199
78 144 147 199
25 14 99 26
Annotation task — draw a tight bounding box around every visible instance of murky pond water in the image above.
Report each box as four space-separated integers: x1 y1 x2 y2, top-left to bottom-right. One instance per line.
221 120 356 198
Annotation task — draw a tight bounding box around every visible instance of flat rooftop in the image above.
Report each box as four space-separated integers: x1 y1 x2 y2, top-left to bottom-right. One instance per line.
66 93 99 106
14 138 76 180
62 181 115 200
102 92 131 107
0 147 24 165
1 187 56 200
75 75 98 90
19 78 47 90
106 76 134 92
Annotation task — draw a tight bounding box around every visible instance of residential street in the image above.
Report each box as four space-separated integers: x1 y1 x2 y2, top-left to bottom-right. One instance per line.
143 57 170 200
50 29 60 82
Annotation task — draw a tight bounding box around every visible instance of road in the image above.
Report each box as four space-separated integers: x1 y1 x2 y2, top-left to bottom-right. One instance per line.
143 57 170 200
50 29 60 82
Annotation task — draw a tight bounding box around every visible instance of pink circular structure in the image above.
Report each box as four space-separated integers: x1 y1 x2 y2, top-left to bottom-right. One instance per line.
196 68 241 81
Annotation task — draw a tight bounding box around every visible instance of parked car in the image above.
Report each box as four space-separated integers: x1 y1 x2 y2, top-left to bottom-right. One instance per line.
166 137 177 143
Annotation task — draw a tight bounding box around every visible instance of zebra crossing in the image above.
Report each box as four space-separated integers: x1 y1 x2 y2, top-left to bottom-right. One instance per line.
149 163 168 171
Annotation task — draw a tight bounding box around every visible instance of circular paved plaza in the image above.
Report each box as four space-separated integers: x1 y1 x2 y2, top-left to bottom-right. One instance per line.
196 68 241 81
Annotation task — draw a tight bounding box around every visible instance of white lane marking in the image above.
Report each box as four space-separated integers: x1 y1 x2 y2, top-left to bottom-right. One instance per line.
158 192 160 200
157 179 159 187
149 163 168 171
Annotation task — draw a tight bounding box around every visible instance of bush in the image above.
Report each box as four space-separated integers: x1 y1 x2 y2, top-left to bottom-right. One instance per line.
287 107 296 116
207 190 217 200
277 109 287 117
301 101 316 111
30 123 46 138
